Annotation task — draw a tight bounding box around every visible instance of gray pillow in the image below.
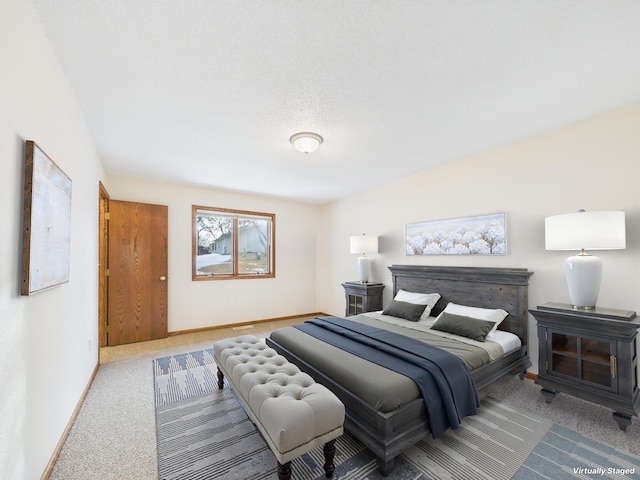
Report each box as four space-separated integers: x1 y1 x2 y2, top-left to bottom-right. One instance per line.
382 300 426 322
431 312 495 342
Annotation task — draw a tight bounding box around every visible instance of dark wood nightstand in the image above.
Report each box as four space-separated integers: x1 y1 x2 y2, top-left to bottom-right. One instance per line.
530 302 640 431
341 282 384 317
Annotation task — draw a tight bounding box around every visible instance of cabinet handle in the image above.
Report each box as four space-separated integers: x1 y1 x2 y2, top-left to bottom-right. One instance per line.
610 355 617 378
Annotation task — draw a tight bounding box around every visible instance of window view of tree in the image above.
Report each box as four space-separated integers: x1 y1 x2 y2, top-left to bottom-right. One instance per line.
192 206 275 280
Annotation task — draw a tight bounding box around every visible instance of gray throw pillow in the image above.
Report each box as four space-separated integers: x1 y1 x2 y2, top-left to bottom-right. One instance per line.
382 300 426 322
431 312 495 342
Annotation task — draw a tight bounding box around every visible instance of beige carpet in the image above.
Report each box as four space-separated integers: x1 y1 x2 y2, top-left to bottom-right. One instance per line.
489 377 640 458
49 318 304 480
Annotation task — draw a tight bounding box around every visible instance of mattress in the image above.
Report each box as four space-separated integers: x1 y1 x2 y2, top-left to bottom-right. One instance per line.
363 311 522 356
269 313 520 413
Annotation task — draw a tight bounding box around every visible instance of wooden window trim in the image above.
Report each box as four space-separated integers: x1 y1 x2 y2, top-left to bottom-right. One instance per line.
192 205 275 281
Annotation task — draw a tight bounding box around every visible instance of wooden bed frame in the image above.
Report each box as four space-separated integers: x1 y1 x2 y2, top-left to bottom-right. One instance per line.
266 265 533 475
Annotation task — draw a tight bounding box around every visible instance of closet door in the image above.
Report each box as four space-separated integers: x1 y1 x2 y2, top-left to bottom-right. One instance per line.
107 200 168 346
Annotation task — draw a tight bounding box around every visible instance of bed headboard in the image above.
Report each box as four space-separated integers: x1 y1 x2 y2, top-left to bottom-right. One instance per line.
388 265 533 345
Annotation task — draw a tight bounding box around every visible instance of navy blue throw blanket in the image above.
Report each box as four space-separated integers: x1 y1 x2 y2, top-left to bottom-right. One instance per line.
294 316 479 438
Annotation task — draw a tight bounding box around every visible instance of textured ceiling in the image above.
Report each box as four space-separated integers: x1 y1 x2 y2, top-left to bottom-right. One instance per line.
31 1 640 204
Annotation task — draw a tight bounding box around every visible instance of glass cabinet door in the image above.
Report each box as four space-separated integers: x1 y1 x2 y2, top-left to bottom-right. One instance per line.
550 333 578 377
347 294 363 315
548 330 617 392
581 338 613 388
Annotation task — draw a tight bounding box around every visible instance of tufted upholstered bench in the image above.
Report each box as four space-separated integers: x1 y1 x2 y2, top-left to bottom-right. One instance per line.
213 335 345 480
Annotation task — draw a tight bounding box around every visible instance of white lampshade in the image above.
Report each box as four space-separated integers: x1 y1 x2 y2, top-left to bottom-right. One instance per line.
545 210 626 310
349 234 378 283
290 132 323 153
350 234 378 255
545 211 626 251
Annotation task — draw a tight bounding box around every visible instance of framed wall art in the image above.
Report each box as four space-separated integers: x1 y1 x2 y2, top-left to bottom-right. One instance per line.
406 212 506 256
21 140 72 295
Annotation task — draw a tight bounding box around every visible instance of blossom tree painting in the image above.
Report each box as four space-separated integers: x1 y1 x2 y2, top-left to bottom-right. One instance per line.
406 213 506 256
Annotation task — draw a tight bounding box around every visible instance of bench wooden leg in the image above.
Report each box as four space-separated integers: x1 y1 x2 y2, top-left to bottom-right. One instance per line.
277 461 291 480
217 368 224 390
276 440 336 480
323 439 336 478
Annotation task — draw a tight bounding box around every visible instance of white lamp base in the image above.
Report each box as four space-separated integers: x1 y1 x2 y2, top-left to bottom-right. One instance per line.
357 255 371 283
565 253 602 310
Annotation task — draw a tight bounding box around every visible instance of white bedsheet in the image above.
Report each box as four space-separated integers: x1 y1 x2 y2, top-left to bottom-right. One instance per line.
362 311 522 358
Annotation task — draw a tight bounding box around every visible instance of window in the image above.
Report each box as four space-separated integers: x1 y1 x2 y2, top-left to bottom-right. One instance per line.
192 206 275 280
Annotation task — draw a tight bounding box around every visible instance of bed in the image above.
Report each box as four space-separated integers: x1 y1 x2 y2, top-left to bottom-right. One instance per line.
266 265 533 475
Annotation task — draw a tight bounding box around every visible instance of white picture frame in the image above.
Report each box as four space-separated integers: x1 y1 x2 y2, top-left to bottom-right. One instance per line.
406 212 507 256
21 140 72 295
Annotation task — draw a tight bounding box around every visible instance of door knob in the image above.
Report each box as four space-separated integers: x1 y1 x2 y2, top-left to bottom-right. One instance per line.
160 275 166 281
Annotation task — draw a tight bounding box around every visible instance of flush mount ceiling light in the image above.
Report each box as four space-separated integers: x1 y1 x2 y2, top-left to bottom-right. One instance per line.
290 132 323 153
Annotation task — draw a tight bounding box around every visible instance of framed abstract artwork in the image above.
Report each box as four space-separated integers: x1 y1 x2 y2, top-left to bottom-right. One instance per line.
21 140 72 295
406 212 506 256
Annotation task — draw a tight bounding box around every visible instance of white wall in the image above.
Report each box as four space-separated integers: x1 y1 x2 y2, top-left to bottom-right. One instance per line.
0 1 106 478
318 102 640 373
104 176 321 331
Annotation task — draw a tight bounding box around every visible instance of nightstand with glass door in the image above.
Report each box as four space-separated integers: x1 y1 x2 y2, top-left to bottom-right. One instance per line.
341 282 384 317
530 303 640 431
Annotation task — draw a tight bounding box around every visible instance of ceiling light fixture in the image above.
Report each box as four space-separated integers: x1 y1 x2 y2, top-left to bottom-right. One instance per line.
290 132 323 154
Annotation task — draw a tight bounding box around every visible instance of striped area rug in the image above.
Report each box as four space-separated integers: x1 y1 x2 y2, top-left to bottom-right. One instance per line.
153 349 219 406
153 349 556 479
514 423 640 479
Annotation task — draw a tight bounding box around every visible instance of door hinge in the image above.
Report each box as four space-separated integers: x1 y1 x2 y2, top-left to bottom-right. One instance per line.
105 269 109 277
105 212 110 220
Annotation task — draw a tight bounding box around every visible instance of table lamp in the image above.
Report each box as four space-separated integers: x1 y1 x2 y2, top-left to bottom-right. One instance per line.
350 234 378 283
545 210 625 310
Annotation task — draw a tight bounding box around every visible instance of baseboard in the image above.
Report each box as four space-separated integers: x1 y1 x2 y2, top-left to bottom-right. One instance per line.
168 312 328 337
40 360 100 480
525 371 538 381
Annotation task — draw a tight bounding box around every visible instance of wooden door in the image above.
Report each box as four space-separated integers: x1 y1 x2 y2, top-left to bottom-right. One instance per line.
98 182 109 348
107 200 168 346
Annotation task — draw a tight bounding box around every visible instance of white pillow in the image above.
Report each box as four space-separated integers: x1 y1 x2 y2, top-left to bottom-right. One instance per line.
394 290 441 320
438 302 508 337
